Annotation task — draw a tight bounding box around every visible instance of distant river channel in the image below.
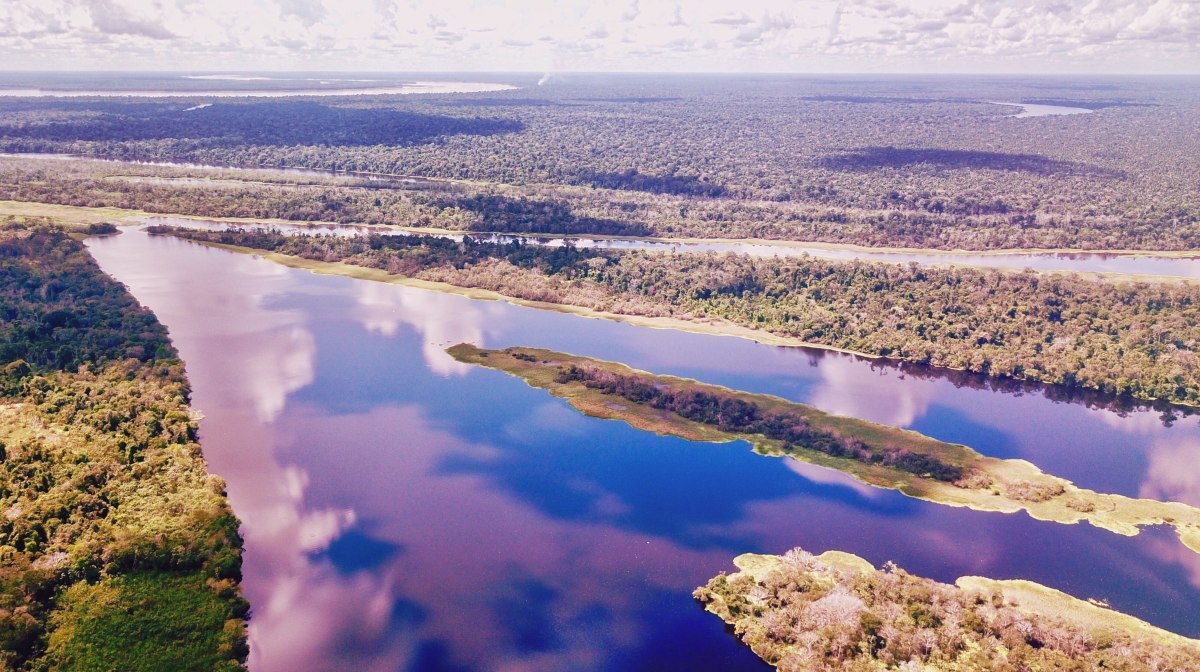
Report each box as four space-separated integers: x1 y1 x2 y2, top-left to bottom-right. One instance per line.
0 81 517 97
83 227 1200 671
7 151 1199 279
142 216 1200 281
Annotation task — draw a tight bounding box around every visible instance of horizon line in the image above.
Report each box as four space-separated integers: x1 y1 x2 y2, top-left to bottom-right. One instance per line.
1 69 1199 78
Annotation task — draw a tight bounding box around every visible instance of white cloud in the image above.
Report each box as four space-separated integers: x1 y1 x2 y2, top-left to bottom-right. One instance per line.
0 0 1195 72
86 0 175 39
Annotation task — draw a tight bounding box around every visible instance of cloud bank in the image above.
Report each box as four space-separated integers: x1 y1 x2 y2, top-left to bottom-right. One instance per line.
0 0 1196 72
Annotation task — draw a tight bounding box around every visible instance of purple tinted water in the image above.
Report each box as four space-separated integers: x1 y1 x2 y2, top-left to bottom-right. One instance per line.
86 229 1200 671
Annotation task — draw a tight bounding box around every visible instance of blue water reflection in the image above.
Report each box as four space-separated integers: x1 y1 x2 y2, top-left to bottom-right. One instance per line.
86 229 1200 671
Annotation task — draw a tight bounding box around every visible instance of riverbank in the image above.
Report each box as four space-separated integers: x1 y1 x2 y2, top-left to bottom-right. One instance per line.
201 239 875 356
0 222 247 670
153 225 1200 409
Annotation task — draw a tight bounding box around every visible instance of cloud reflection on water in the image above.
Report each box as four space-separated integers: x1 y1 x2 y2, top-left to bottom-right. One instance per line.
352 281 505 377
808 356 934 427
1141 439 1200 508
783 460 884 499
1137 439 1200 589
272 403 748 672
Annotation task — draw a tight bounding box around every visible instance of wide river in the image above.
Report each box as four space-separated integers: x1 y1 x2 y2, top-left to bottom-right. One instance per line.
0 81 517 98
87 229 1200 671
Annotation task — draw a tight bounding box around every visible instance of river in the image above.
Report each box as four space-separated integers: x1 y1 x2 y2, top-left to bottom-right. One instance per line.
84 228 1200 671
11 151 1200 280
0 81 517 98
141 216 1200 280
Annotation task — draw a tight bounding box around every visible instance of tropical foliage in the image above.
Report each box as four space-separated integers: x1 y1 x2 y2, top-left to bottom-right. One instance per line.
1 74 1198 250
695 549 1200 671
0 222 247 671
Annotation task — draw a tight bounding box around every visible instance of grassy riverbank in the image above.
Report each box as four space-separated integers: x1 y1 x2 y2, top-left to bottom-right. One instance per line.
696 548 1200 670
0 222 247 670
448 344 1200 555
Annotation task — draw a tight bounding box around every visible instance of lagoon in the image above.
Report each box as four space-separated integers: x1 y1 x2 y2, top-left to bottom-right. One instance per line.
989 101 1096 117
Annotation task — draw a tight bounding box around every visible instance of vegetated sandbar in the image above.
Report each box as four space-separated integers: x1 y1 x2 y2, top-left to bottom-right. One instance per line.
695 548 1200 671
447 344 1200 556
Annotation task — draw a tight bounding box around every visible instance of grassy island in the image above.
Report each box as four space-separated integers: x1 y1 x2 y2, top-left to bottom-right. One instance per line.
156 225 1200 407
0 222 247 670
694 548 1200 671
447 344 1200 557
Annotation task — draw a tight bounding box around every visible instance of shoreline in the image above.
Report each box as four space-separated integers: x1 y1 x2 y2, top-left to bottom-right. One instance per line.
4 187 1200 259
188 237 880 358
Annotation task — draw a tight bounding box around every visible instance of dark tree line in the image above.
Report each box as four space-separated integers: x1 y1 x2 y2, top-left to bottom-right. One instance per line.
0 221 171 376
556 363 962 481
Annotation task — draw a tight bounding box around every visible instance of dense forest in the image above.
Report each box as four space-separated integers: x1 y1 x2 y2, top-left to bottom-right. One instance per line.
158 225 1200 406
0 222 247 670
695 549 1200 671
1 75 1198 250
555 362 962 481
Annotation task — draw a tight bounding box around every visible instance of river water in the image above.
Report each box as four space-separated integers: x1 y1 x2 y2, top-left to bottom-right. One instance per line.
0 82 517 98
141 216 1200 280
989 101 1095 118
84 228 1200 671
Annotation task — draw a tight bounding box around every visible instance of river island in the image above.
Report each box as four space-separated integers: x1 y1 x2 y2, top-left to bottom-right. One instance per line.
447 344 1200 555
695 547 1200 670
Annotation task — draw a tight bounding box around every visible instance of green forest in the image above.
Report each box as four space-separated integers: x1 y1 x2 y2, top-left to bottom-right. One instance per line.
1 75 1198 251
159 225 1200 406
0 222 247 671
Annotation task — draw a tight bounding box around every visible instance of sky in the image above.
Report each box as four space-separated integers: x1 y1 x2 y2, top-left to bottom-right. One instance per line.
0 0 1197 74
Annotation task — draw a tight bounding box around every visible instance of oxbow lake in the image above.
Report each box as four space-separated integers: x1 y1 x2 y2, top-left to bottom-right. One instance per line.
85 228 1200 671
989 101 1095 117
